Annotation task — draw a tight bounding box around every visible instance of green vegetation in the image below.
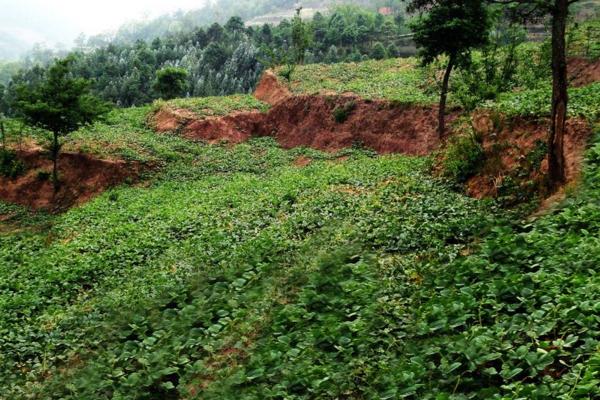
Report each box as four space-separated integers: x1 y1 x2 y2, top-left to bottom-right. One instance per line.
568 18 600 59
0 102 494 397
1 96 599 398
0 148 24 178
442 130 485 183
332 100 356 123
487 81 600 120
161 94 269 119
154 68 189 100
1 8 600 396
284 58 436 104
12 57 109 189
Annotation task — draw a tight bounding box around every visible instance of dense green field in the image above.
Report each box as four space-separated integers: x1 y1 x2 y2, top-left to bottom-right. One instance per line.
283 58 437 104
1 95 600 398
281 55 600 121
2 50 600 398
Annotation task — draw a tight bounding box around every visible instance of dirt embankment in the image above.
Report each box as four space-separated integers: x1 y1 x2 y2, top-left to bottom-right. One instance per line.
568 57 600 87
258 95 449 155
153 97 447 155
0 149 141 211
153 69 593 201
254 70 293 105
153 72 450 156
467 112 591 199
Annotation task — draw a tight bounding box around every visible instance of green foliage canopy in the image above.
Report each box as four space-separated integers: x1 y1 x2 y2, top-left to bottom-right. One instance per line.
14 56 109 136
154 67 189 100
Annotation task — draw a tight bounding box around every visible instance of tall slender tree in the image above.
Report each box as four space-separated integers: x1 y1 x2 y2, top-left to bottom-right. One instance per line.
488 0 582 188
407 0 491 137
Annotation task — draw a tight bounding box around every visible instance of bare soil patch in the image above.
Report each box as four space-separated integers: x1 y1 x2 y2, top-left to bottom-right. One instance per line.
568 57 600 87
467 113 591 199
0 149 141 211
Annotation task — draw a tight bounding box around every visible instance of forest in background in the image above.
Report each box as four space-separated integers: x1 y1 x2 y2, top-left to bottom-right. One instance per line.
0 4 409 110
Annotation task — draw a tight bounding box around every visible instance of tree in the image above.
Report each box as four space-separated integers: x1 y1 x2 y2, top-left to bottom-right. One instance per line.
372 42 388 59
203 43 229 70
225 16 245 34
0 84 7 115
488 0 582 188
154 67 189 100
13 57 109 190
408 0 491 137
291 7 310 64
387 42 400 58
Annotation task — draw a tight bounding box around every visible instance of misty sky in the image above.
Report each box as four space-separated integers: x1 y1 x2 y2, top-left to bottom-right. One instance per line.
0 0 207 54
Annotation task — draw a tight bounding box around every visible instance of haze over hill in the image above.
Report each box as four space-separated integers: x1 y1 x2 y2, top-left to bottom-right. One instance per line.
0 0 386 60
0 0 207 59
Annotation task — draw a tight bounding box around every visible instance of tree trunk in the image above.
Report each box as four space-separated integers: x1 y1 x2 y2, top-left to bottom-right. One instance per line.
548 0 568 190
52 132 60 192
0 118 5 150
438 54 456 137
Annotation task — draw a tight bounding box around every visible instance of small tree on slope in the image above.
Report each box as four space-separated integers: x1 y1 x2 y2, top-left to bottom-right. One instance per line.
14 56 109 191
407 0 491 137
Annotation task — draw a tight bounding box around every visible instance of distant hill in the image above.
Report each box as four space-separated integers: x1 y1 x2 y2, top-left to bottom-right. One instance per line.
95 0 400 45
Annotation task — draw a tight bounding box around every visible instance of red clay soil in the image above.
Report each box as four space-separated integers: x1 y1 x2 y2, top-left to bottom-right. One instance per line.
0 149 141 211
257 95 448 155
152 108 197 132
254 70 292 105
467 112 591 198
568 57 600 87
153 96 448 155
183 112 264 143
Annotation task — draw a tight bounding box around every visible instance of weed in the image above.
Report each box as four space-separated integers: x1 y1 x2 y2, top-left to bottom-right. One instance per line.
442 131 486 183
332 100 356 123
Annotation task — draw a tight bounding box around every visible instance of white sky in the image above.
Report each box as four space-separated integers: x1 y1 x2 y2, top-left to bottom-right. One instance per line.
0 0 207 48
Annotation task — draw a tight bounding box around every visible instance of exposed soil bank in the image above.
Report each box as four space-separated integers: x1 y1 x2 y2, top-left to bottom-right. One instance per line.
153 97 450 155
468 113 591 199
254 70 293 105
152 106 265 144
0 149 141 211
568 57 600 87
259 95 449 155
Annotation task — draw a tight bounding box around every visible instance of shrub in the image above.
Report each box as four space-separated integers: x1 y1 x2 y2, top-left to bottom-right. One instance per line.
371 42 387 60
442 132 485 183
0 149 24 178
36 170 51 181
332 100 356 123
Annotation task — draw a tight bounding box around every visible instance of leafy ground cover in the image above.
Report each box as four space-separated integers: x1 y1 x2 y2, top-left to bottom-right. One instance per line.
0 102 499 397
1 54 599 398
159 95 270 118
486 81 600 120
281 58 437 104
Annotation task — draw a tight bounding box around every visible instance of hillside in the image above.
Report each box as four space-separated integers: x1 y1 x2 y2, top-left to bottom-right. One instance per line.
1 53 599 399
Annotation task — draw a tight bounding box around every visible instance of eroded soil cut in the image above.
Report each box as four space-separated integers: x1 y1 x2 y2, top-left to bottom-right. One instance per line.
467 113 591 199
254 70 293 105
0 149 141 211
153 96 450 156
568 57 600 87
259 95 449 155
